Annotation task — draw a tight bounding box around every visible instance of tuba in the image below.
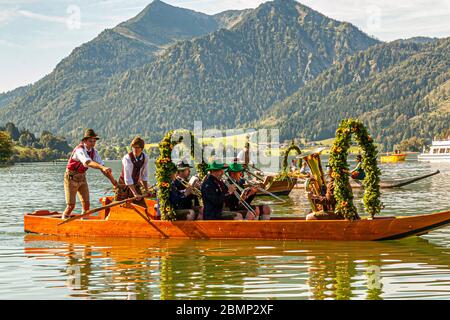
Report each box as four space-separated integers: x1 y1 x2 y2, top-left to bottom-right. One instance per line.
298 147 327 212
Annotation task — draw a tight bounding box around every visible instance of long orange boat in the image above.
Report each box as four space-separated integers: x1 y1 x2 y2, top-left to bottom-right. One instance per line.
24 197 450 241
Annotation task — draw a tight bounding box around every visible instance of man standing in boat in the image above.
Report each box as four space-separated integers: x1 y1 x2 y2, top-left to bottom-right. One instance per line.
62 129 117 219
114 137 150 207
201 161 242 220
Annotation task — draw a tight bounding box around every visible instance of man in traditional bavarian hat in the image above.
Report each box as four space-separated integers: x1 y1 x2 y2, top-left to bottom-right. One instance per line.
62 129 117 219
173 160 203 217
201 160 243 220
168 163 197 220
114 136 150 207
225 161 272 220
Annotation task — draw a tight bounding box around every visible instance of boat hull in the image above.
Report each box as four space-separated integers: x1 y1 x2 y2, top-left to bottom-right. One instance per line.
418 154 450 163
380 154 406 163
256 177 296 196
23 205 450 241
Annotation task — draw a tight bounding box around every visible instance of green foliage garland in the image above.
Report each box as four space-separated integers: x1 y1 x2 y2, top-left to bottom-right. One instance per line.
274 141 302 182
328 119 381 220
281 140 302 173
155 130 205 221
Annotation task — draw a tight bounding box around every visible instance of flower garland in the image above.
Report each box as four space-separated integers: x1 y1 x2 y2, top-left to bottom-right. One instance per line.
328 119 381 220
274 141 302 182
155 130 206 221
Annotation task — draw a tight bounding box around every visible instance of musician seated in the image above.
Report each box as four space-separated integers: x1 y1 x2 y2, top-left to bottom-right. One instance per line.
174 160 203 219
225 162 271 220
200 161 242 220
306 174 343 221
168 165 196 221
299 161 312 178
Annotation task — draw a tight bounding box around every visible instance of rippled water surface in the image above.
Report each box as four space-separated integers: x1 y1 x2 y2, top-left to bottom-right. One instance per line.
1 156 450 299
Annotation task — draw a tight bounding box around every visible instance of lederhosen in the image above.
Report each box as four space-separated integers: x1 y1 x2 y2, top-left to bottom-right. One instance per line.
64 144 95 205
115 152 147 207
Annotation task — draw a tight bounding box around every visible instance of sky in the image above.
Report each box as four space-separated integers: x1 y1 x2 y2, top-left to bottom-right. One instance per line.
0 0 449 93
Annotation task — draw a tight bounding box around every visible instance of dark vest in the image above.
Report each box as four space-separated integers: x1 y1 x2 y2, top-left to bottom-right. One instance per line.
119 152 145 185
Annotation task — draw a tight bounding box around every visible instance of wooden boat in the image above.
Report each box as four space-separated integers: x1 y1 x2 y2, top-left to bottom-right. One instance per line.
380 153 407 163
255 175 297 196
24 197 450 241
349 170 440 189
295 170 440 190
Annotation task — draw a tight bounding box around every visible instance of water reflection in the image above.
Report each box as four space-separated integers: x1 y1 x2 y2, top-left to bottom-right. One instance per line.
2 157 450 299
23 235 450 300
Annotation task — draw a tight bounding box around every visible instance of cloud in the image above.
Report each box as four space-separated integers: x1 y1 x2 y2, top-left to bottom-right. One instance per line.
0 8 19 25
17 9 67 24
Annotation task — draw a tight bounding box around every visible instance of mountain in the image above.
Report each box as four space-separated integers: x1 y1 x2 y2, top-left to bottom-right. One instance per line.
261 38 450 150
0 0 236 136
0 0 378 142
0 85 30 109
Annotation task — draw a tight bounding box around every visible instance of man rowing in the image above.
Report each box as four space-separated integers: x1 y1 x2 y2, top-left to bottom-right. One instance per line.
224 162 271 220
306 167 357 220
114 137 150 207
62 129 117 219
200 161 243 220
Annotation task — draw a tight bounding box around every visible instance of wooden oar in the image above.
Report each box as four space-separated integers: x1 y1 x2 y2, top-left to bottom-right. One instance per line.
129 205 169 239
58 194 146 226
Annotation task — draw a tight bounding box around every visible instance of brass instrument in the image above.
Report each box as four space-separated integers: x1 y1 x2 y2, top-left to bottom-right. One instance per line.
223 173 257 216
244 176 286 203
176 176 202 198
298 147 327 211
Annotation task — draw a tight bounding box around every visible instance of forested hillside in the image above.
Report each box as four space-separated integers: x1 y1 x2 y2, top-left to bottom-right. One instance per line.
2 0 446 150
0 0 246 140
0 0 377 142
261 38 450 150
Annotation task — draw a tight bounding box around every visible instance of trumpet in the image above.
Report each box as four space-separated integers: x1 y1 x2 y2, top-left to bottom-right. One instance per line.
223 173 257 216
176 176 202 198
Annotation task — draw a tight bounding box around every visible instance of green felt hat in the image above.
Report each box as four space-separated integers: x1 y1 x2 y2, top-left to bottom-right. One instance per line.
206 161 228 171
227 162 244 172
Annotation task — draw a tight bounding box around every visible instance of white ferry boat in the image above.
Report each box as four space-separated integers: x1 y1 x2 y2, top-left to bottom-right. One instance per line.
418 140 450 163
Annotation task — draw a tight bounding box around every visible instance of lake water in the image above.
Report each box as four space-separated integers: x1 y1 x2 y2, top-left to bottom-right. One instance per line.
1 156 450 299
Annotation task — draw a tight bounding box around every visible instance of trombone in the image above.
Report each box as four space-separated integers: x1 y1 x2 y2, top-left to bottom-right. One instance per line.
223 173 257 216
176 176 202 198
244 177 286 203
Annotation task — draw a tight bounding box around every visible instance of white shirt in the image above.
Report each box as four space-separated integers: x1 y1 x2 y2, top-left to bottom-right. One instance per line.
72 143 104 167
122 152 149 186
237 150 245 162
